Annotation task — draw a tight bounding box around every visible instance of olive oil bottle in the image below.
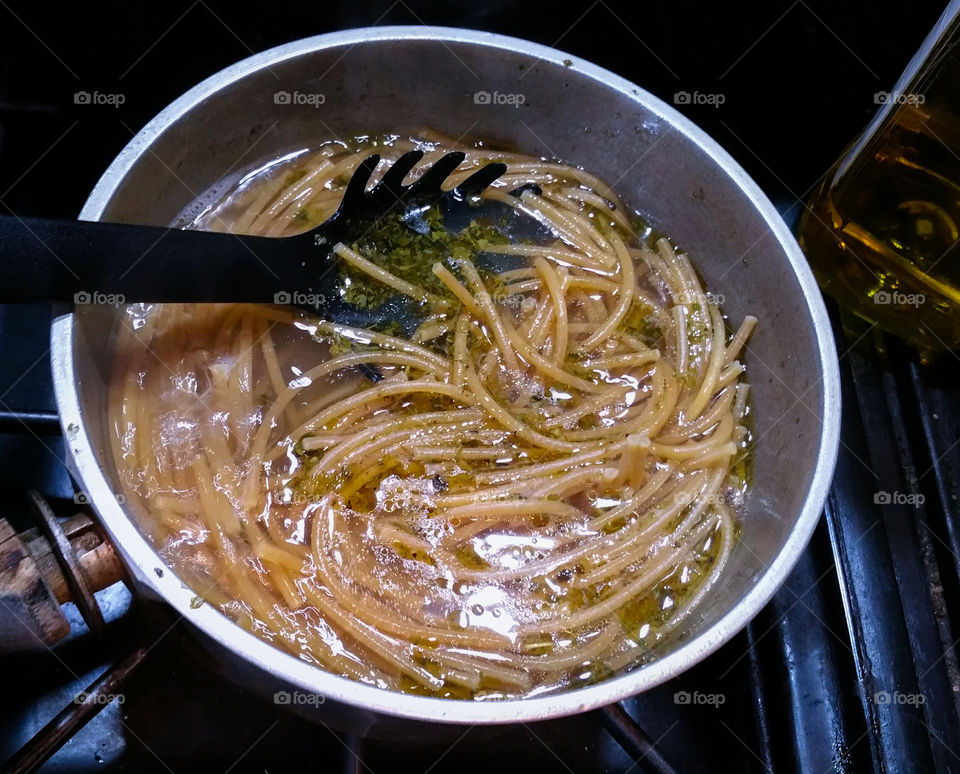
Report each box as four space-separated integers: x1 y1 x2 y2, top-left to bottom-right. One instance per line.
798 1 960 358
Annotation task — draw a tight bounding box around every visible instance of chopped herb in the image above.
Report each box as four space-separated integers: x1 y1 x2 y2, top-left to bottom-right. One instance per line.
338 203 509 317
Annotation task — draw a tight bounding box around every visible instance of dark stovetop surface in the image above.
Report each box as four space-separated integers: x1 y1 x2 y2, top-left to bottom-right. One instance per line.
1 2 959 772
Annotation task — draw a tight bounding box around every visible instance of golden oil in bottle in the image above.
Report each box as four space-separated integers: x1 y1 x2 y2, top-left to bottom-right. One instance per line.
797 4 960 357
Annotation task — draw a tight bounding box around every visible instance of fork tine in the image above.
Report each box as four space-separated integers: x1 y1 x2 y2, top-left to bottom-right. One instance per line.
312 151 505 249
448 162 508 201
340 153 381 211
405 151 467 198
375 150 425 197
299 150 513 322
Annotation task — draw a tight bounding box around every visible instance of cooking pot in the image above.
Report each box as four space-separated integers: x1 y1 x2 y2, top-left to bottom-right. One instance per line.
50 26 841 729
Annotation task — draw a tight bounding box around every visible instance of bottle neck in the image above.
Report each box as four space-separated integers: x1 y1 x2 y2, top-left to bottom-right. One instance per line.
832 0 960 186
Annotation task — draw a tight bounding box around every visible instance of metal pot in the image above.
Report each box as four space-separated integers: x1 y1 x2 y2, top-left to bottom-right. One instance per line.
50 27 840 729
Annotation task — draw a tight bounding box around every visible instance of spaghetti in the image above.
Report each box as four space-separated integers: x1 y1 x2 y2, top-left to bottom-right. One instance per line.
108 133 755 699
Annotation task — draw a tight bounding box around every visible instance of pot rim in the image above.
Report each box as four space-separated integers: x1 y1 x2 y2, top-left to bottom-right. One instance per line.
52 25 840 724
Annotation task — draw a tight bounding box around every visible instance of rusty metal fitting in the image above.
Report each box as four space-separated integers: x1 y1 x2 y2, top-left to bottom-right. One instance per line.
0 491 125 653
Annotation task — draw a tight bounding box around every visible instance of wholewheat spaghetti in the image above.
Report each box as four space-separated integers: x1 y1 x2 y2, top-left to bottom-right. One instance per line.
108 134 755 699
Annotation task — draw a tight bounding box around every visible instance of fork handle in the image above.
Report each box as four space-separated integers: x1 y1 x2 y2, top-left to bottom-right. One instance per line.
0 215 313 304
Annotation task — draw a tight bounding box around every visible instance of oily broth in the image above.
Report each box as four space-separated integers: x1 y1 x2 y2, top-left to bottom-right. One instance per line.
109 134 753 699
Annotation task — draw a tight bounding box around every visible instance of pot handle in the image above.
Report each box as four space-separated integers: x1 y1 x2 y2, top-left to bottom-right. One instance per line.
0 491 126 654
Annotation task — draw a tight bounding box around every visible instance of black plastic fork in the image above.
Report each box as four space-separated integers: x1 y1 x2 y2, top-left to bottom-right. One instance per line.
0 150 507 314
